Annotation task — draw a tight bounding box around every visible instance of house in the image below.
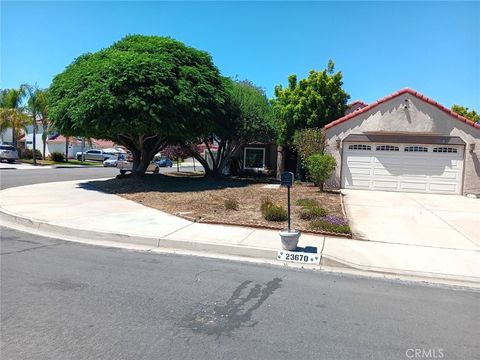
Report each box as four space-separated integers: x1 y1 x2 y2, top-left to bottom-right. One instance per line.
324 88 480 195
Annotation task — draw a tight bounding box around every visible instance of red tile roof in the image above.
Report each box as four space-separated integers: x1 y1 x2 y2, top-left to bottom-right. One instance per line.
347 100 368 108
325 88 480 130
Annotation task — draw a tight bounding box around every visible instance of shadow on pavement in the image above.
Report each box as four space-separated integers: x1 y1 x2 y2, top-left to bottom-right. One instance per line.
81 172 276 194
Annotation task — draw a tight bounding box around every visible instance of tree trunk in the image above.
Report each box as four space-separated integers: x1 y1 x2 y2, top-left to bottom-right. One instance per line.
320 182 324 192
276 146 285 180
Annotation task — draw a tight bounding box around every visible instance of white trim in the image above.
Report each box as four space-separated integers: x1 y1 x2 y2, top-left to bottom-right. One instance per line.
243 147 266 170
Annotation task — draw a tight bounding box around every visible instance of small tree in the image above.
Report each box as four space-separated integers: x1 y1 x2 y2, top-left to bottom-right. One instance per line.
161 145 191 172
292 128 325 180
306 153 336 192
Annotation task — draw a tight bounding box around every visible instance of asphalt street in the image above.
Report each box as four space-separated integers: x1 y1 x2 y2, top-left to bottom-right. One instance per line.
1 227 479 360
0 165 197 190
1 168 479 360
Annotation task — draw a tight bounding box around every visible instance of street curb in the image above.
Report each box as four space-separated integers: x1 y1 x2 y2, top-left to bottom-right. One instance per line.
1 206 479 288
0 207 278 260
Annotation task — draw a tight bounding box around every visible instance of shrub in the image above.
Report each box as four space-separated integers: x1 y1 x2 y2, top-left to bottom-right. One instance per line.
306 153 336 191
309 215 351 234
299 205 327 220
296 198 319 208
49 152 65 162
21 148 42 159
260 197 288 222
224 198 239 210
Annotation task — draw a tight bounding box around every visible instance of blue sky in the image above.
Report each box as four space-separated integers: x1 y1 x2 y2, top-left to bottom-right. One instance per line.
2 1 479 109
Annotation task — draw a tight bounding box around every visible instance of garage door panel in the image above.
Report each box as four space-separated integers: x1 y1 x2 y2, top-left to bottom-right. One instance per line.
429 183 458 193
372 180 398 190
342 142 464 194
347 179 370 188
348 167 371 175
399 182 428 191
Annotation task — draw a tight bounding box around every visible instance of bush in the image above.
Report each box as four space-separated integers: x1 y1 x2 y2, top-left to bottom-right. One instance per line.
296 198 319 208
306 153 336 191
309 215 351 234
260 197 288 222
21 148 42 159
224 198 239 210
49 152 65 162
299 205 327 220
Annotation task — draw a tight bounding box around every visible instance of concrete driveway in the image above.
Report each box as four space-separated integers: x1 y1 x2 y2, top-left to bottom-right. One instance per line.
342 190 480 250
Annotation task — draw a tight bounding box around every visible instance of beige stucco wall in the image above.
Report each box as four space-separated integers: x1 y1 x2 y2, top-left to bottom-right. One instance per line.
325 93 480 195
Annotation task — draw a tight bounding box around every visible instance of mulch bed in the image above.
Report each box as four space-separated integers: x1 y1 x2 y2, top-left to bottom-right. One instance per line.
90 172 349 235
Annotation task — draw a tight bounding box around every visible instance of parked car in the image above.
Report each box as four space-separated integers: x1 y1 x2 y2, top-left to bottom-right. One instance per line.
116 156 171 174
0 145 19 163
75 149 117 162
103 158 118 167
156 157 173 167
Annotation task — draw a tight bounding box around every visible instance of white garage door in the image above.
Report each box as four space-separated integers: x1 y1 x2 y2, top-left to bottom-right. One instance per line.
341 143 464 194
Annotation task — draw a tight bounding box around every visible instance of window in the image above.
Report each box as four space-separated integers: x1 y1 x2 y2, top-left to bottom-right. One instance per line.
0 145 15 150
433 147 457 153
348 144 371 150
244 147 265 169
376 145 399 151
404 146 428 152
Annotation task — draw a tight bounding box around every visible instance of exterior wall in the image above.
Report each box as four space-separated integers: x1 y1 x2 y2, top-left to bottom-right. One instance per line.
325 94 480 195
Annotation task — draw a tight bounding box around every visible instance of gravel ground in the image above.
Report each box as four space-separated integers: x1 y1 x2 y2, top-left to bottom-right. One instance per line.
90 173 346 233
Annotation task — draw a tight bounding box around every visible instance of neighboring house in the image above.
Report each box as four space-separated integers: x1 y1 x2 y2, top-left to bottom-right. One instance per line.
17 122 118 158
324 88 480 195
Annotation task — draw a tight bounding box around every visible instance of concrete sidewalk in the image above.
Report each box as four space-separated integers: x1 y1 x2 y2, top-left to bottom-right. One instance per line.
1 179 479 285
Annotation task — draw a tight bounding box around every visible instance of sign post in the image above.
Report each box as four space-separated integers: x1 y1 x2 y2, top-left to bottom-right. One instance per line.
281 172 294 231
279 172 301 251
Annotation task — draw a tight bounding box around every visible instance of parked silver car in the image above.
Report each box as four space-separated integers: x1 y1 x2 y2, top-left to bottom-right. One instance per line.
76 149 117 162
0 145 19 163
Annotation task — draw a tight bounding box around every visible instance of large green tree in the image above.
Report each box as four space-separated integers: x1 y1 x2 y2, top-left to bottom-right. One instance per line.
451 104 480 123
271 60 350 145
182 78 275 176
48 35 228 174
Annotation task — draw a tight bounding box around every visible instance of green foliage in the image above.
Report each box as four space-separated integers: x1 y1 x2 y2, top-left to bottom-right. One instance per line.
293 128 325 162
21 148 42 159
224 197 239 210
48 35 227 174
260 197 288 221
231 80 276 143
299 205 327 220
451 104 480 123
306 153 336 191
271 61 350 144
296 198 319 208
309 219 351 234
49 152 65 162
183 78 275 176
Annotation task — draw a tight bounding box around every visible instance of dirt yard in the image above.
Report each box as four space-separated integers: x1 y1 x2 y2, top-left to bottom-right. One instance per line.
91 172 348 234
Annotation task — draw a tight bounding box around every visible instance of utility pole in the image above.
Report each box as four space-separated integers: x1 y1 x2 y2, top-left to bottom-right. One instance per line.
32 121 37 166
81 137 85 164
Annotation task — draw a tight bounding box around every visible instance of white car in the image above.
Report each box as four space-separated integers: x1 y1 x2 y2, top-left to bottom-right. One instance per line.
76 149 117 162
103 158 118 167
0 145 19 163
